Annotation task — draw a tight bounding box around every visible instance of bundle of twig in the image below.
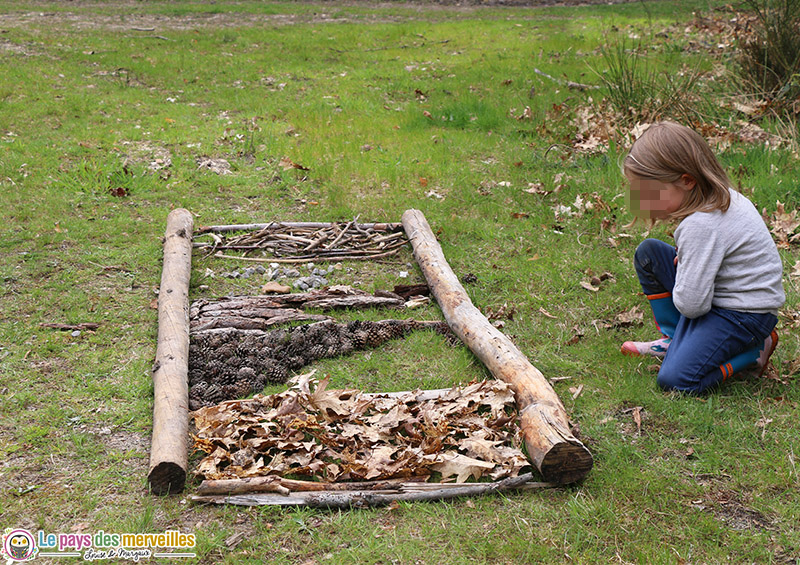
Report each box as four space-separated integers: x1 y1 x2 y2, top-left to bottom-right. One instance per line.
194 220 408 263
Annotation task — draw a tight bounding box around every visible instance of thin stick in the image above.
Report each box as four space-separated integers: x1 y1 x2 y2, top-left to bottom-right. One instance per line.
40 323 101 332
198 222 403 234
325 219 354 250
213 249 404 263
534 67 599 91
196 475 431 496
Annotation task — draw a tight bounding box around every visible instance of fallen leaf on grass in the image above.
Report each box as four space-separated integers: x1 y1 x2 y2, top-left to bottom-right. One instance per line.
632 406 642 435
279 156 310 171
485 303 516 322
514 106 533 121
565 326 584 345
789 261 800 280
603 306 644 329
538 307 557 319
767 201 800 248
580 281 599 292
524 182 552 196
511 212 529 219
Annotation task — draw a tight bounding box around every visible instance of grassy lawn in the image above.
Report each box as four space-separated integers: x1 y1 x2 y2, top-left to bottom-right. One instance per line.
0 0 798 563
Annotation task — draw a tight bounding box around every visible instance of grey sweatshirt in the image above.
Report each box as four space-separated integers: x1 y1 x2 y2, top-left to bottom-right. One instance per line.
673 189 785 319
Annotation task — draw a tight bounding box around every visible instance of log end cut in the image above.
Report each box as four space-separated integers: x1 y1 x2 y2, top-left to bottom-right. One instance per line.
148 462 187 496
538 441 593 485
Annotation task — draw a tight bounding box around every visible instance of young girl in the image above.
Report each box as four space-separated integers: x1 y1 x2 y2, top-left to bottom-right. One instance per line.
620 122 785 394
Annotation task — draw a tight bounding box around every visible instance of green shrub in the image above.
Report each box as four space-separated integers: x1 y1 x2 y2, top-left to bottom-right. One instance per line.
736 0 800 106
593 35 710 125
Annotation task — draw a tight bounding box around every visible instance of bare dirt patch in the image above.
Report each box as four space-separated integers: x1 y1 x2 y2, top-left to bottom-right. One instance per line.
691 488 777 532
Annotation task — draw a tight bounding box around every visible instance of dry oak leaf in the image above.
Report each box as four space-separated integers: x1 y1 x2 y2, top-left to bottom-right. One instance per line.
279 156 310 171
580 280 600 292
431 452 495 483
524 182 552 195
605 306 644 329
768 201 800 246
790 261 800 280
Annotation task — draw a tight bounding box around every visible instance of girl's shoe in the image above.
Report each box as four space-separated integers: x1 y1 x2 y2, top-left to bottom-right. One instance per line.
745 330 779 378
721 330 779 380
620 337 671 358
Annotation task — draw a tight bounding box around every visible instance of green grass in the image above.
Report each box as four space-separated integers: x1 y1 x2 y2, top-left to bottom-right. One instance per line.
0 1 799 563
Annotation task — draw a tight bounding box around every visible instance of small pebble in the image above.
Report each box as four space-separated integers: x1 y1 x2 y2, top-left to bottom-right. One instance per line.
71 330 81 337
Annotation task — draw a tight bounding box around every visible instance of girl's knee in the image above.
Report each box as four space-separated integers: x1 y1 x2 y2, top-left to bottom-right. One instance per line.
656 367 684 392
635 238 670 260
656 367 718 394
656 366 702 394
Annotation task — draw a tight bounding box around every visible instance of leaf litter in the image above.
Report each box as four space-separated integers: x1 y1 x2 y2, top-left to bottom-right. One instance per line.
191 371 530 484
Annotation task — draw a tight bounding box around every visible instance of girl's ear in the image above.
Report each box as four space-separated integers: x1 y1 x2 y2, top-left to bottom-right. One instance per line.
680 174 697 190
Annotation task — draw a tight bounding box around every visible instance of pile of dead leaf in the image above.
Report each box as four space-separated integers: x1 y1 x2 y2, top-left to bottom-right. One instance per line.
765 201 800 250
191 371 529 484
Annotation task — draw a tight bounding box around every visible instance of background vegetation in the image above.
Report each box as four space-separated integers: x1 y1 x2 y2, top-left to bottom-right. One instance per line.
0 0 798 562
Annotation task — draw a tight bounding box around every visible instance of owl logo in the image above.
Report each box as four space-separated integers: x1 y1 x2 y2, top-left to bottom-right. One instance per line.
1 528 38 562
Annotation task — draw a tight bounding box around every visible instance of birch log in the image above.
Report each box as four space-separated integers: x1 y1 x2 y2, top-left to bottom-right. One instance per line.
148 208 194 495
401 209 593 484
191 473 537 508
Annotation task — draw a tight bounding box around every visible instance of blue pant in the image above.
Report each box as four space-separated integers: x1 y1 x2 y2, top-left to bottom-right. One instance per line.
633 239 777 394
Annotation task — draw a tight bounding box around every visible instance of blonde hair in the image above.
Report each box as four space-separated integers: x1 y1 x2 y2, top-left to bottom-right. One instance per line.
624 122 732 222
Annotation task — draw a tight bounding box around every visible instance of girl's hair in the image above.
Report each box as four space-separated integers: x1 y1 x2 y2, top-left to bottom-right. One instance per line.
624 121 732 221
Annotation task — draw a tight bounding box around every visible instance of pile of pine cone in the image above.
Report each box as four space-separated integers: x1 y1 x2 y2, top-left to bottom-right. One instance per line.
188 319 451 410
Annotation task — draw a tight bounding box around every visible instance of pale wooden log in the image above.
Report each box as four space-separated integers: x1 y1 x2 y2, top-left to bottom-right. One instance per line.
191 473 537 508
148 208 194 495
401 209 593 485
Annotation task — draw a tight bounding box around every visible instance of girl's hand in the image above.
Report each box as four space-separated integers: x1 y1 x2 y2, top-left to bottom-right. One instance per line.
674 247 679 266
